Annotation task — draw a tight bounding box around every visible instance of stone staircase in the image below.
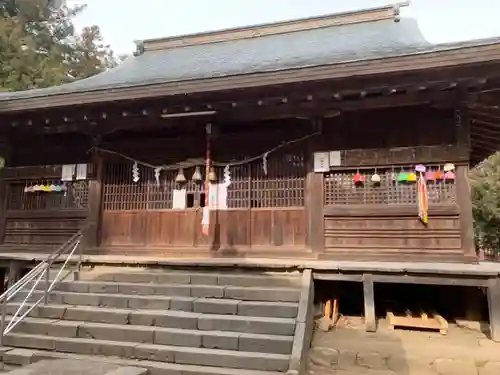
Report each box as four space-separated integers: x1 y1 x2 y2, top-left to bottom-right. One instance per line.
0 266 313 375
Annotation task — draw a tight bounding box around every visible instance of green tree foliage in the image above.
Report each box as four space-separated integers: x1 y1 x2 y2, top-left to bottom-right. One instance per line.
470 151 500 256
0 0 117 91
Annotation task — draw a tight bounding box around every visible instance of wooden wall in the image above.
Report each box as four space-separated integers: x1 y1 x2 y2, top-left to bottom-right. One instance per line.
306 106 474 262
0 104 477 262
323 206 462 261
100 208 306 254
0 164 92 253
97 119 309 255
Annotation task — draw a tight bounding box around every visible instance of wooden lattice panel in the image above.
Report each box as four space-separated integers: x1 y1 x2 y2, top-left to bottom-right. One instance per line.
8 181 89 211
103 151 306 210
324 168 456 206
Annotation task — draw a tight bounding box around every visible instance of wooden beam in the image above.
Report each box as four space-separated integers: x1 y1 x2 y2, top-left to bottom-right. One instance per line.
220 90 459 122
324 204 460 217
2 76 490 134
1 164 95 181
371 274 488 287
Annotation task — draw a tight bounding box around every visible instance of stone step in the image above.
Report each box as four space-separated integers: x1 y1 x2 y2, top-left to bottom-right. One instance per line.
2 348 285 375
3 359 148 375
7 316 293 354
27 281 301 302
12 290 299 318
3 334 290 372
0 364 18 373
78 268 302 288
6 304 296 336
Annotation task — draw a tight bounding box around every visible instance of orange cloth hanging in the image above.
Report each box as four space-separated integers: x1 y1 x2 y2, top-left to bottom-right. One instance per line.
417 173 428 225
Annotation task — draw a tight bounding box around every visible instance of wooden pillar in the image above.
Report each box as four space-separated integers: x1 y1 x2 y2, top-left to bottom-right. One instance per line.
0 267 5 294
7 260 22 289
487 278 500 342
454 106 475 259
0 181 7 245
0 140 11 245
456 164 475 258
305 120 324 253
363 273 377 332
83 140 104 250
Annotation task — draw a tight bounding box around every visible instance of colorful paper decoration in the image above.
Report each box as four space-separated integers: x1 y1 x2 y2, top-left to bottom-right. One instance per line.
434 169 444 180
443 163 455 172
407 172 417 182
417 173 429 225
397 171 409 182
425 170 436 181
444 171 456 180
23 180 67 194
415 164 426 173
371 172 381 184
353 171 365 184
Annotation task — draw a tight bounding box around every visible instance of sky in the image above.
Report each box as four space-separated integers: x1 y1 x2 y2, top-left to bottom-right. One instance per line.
69 0 500 55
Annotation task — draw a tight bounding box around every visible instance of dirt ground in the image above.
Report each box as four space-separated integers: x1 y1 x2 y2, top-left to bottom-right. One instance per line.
307 316 500 375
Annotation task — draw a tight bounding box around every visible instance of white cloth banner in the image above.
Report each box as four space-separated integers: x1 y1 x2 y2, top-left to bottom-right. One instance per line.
172 189 187 209
208 183 228 210
76 164 88 180
61 164 75 181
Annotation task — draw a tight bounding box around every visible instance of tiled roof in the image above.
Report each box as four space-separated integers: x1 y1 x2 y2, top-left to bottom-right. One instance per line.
0 8 497 102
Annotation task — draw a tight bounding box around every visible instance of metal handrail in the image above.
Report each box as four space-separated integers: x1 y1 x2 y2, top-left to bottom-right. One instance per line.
0 224 89 345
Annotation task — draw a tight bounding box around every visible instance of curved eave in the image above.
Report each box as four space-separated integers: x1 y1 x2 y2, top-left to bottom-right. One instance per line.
1 39 500 113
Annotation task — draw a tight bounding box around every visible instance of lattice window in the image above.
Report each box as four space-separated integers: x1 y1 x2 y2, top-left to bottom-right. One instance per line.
102 151 306 210
324 167 456 206
7 181 89 210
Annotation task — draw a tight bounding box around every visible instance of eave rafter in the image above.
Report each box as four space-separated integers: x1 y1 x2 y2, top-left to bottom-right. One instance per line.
0 75 494 137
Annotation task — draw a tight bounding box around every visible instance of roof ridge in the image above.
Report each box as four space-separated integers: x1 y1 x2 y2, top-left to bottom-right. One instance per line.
136 2 409 54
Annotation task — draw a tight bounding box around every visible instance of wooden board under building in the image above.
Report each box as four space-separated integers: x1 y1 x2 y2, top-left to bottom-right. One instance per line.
387 311 448 335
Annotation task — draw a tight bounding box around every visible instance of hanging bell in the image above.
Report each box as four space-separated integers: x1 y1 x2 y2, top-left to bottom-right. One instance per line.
192 166 202 182
175 168 187 184
208 167 217 183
